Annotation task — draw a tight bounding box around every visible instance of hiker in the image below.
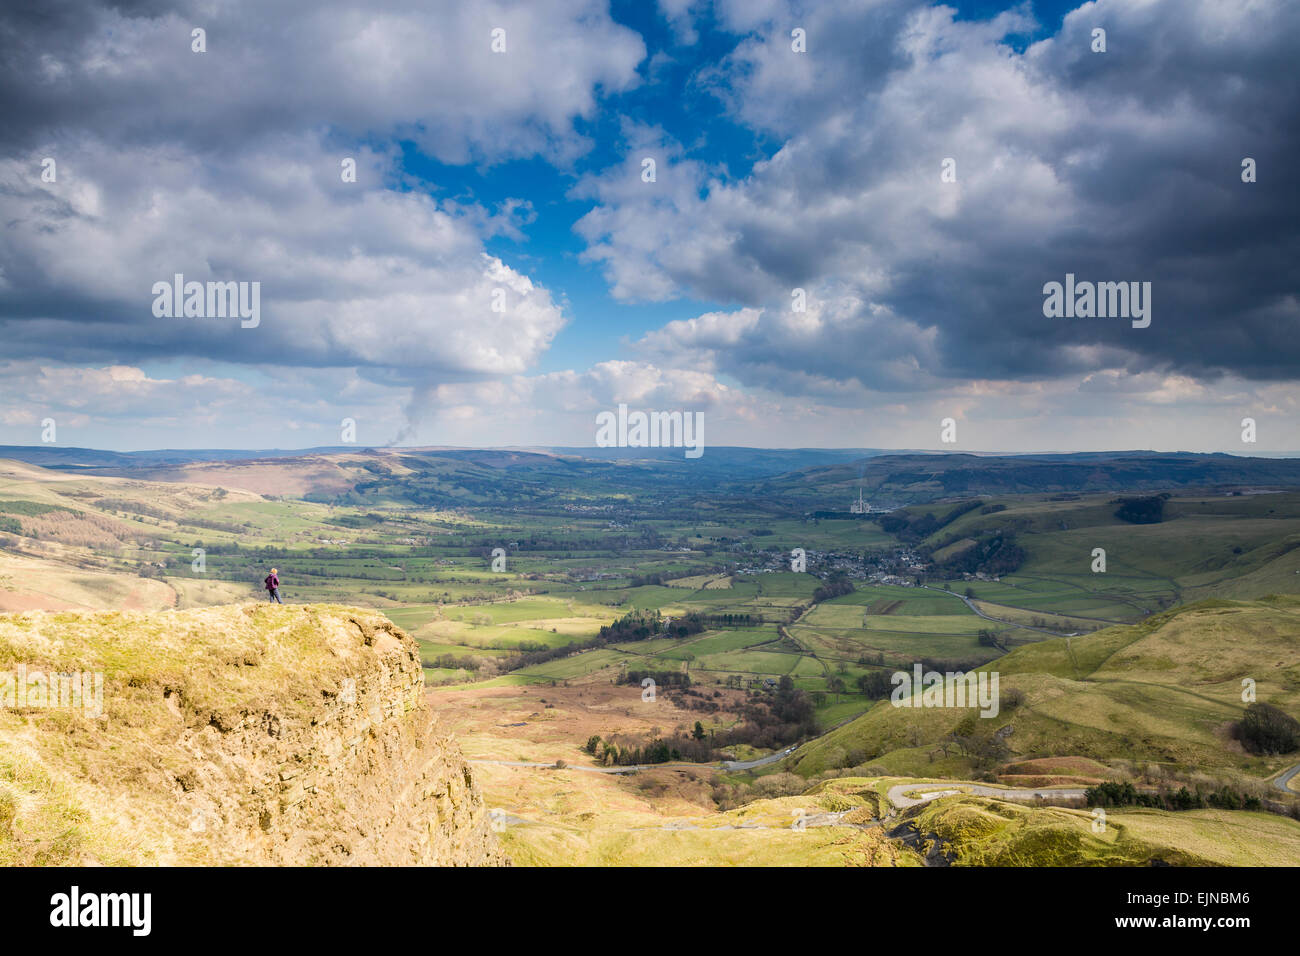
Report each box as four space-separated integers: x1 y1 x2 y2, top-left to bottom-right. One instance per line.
264 567 282 603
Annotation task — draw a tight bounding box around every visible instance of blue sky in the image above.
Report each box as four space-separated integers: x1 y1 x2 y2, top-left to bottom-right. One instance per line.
411 0 1084 373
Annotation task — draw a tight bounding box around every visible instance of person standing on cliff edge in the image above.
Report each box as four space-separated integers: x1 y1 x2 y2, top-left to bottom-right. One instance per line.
264 567 283 603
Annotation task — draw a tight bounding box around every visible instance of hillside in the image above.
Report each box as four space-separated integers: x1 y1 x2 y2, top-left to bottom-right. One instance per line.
787 597 1300 784
906 795 1300 866
0 604 506 866
743 452 1300 508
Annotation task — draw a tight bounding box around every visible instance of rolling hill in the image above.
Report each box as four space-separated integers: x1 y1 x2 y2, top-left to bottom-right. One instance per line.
787 596 1300 786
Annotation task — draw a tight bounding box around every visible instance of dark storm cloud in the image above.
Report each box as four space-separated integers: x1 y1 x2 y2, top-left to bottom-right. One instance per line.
583 0 1300 389
0 0 644 160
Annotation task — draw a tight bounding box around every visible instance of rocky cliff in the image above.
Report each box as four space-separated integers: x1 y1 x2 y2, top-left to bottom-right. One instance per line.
0 603 506 866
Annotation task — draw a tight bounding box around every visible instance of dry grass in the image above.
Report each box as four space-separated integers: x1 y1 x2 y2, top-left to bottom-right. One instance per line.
0 603 411 865
18 511 141 548
0 550 176 613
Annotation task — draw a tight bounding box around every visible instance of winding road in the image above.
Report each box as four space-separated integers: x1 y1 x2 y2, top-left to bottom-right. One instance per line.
471 758 653 775
1272 763 1300 794
886 782 1087 809
918 584 1074 637
471 757 1091 811
470 747 798 775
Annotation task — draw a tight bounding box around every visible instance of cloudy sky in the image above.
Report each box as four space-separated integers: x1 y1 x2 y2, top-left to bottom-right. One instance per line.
1 0 1296 453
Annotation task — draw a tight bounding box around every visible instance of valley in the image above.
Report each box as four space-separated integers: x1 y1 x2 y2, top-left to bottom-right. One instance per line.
2 446 1300 865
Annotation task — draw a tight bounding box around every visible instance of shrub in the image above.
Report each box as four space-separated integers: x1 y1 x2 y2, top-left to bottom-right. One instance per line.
1233 702 1300 755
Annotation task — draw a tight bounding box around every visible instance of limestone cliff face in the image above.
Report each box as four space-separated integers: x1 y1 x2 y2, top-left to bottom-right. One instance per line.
0 604 507 866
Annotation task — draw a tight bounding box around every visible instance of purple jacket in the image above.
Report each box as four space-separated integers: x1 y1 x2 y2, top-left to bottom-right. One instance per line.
264 573 279 591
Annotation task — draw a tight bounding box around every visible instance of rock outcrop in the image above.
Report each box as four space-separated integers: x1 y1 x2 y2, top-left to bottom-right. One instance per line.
0 603 506 866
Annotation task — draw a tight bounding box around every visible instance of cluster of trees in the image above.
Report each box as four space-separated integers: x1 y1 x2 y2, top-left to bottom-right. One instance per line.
675 687 725 714
628 572 667 587
1113 493 1170 524
934 532 1026 576
491 609 714 681
583 732 712 766
426 652 482 672
876 500 983 542
492 605 773 681
325 512 386 528
1085 781 1262 812
0 500 71 518
877 511 941 541
812 574 854 603
698 612 759 626
583 676 816 766
722 676 816 751
926 713 1010 768
598 608 707 642
1232 702 1300 755
856 669 894 699
496 635 604 674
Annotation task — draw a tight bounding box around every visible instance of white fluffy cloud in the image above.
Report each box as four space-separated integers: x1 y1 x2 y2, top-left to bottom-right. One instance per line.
0 135 567 377
0 0 648 446
3 0 645 164
2 0 1296 453
575 0 1300 389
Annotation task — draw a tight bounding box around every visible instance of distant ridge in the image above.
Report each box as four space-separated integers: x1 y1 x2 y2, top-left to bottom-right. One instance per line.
3 446 1300 507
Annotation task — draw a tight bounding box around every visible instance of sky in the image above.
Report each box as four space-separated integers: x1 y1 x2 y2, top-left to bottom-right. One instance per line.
0 0 1296 453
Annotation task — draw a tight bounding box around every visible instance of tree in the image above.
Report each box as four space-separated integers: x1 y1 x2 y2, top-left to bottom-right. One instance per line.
1235 702 1300 755
1114 494 1167 524
856 670 893 700
692 721 706 741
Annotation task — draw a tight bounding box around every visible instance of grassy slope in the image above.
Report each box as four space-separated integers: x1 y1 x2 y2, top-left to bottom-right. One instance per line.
0 603 410 864
913 796 1300 866
493 775 905 867
788 597 1300 781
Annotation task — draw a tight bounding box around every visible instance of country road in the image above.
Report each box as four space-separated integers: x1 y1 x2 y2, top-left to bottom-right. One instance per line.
470 748 797 774
1272 763 1300 794
470 758 1091 809
470 758 650 775
488 807 876 833
722 747 797 771
480 778 1092 836
918 584 1073 637
475 763 1300 838
886 782 1088 809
